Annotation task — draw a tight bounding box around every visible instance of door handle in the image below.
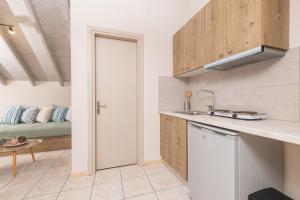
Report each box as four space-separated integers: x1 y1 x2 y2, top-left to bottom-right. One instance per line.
96 101 100 115
96 101 107 115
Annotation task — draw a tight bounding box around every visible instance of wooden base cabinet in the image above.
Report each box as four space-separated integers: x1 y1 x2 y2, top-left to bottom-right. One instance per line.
160 115 187 181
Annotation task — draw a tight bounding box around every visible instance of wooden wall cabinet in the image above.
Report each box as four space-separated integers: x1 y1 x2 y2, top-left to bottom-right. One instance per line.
173 9 205 76
173 0 289 77
160 115 187 181
204 0 227 64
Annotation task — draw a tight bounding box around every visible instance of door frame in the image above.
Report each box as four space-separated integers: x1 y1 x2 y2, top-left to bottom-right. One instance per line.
87 26 144 174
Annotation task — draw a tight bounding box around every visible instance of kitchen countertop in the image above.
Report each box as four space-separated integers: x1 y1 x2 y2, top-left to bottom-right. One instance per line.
160 111 300 145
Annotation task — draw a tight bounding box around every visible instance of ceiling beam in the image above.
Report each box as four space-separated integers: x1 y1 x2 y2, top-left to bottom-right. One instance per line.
0 28 36 86
23 0 64 86
0 72 7 85
62 0 70 25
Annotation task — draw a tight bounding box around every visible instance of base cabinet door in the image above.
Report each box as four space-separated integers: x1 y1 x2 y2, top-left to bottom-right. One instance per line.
160 115 170 163
170 117 187 180
160 115 187 181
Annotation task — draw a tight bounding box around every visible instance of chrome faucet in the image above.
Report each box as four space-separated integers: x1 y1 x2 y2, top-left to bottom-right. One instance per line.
196 89 215 112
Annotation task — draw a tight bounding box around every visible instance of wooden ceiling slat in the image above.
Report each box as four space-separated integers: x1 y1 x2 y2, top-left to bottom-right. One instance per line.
0 28 36 86
25 0 64 87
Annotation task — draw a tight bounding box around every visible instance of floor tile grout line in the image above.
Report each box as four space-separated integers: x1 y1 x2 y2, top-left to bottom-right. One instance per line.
55 174 70 200
89 170 97 200
142 167 159 200
23 151 65 199
23 150 67 199
125 191 155 200
0 153 38 190
120 168 126 200
24 192 60 200
13 151 65 200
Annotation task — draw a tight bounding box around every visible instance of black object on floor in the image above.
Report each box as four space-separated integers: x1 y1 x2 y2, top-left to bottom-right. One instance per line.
249 188 293 200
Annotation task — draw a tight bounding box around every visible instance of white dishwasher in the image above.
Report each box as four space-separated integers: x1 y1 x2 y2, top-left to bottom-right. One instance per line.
188 122 283 200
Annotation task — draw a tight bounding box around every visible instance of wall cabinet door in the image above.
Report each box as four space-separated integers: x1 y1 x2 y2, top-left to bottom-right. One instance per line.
204 0 227 64
160 115 170 163
261 0 290 50
227 0 262 56
189 8 205 72
173 30 184 76
173 9 205 76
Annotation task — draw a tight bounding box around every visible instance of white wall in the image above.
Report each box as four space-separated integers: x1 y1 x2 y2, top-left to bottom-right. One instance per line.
71 0 188 173
290 0 300 48
0 81 71 111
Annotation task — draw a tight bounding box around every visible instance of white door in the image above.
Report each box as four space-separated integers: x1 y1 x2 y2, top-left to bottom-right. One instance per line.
95 37 138 170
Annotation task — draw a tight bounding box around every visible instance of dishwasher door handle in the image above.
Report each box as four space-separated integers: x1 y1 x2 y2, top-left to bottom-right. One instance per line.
188 122 239 137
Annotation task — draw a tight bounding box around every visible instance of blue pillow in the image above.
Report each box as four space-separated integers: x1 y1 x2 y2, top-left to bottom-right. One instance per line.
51 106 69 122
1 106 23 125
21 106 39 124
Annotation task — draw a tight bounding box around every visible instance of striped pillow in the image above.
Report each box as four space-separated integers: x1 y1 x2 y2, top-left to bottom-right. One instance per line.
21 106 39 124
1 106 23 125
51 106 69 122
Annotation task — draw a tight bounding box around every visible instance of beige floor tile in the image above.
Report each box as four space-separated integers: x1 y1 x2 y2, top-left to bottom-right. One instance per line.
91 181 123 200
28 158 57 171
25 193 59 200
148 172 180 191
55 156 72 167
121 165 145 179
126 193 158 200
0 172 14 189
0 181 36 200
27 176 68 197
122 176 153 199
57 187 92 200
0 156 11 169
182 185 189 194
10 168 46 185
156 187 190 200
39 150 64 159
61 150 72 157
143 163 167 175
63 175 95 191
44 165 71 178
94 168 121 185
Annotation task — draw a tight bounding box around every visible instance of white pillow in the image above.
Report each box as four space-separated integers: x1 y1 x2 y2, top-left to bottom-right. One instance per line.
36 107 54 123
65 107 71 121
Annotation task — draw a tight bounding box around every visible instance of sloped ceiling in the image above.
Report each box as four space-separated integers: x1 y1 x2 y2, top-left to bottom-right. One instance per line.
0 0 70 86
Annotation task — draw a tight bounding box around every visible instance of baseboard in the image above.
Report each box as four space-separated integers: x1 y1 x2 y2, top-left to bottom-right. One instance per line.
143 159 163 166
70 171 89 178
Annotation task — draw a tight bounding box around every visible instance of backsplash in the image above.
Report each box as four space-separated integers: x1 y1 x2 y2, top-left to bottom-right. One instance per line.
159 47 300 121
158 77 188 111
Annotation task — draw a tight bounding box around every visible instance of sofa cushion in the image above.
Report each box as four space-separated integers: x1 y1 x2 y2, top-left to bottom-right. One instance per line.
1 105 23 125
36 107 54 123
21 106 39 124
65 107 71 121
51 106 69 122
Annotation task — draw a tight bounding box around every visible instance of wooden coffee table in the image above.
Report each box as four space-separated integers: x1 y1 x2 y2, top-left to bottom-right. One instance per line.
0 139 42 176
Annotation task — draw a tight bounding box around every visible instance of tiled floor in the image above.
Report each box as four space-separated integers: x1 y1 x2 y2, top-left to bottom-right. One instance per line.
0 150 190 200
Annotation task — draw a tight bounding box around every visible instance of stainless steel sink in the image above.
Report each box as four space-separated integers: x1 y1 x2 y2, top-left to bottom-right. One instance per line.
175 111 208 115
